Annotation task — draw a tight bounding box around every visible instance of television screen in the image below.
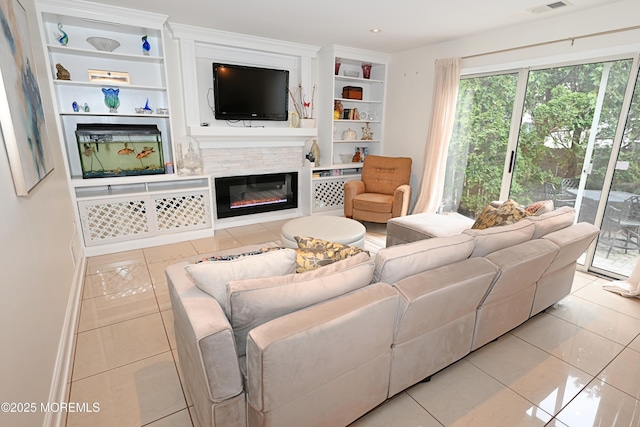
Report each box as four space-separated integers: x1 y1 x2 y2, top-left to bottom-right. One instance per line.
213 63 289 121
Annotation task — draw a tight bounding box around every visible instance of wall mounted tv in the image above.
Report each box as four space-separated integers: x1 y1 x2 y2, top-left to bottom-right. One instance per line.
212 63 290 121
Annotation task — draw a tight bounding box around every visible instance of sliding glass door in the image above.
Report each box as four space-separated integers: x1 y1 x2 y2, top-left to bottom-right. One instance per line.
443 55 640 278
442 73 518 217
591 59 640 278
509 60 633 210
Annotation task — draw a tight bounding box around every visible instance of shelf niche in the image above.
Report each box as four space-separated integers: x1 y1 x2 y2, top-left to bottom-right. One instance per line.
168 23 320 148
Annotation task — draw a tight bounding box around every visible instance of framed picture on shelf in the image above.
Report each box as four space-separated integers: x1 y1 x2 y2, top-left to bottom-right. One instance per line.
353 147 369 162
0 0 54 196
88 69 130 85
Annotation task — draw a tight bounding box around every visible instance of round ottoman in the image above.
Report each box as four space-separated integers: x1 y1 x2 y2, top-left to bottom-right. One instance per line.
281 216 366 248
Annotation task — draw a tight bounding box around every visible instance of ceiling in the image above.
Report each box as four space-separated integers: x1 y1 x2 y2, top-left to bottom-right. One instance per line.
88 0 623 53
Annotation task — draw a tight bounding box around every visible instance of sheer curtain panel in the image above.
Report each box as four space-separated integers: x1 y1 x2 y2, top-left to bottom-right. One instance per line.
413 57 462 213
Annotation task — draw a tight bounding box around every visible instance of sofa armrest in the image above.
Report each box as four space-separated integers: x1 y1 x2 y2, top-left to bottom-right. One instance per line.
344 180 365 217
392 184 412 217
166 262 244 403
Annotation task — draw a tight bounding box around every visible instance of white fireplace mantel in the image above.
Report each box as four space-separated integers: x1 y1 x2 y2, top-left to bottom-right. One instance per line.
188 126 317 148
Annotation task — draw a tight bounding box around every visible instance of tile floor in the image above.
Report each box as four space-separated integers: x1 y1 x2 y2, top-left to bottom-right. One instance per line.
65 220 640 427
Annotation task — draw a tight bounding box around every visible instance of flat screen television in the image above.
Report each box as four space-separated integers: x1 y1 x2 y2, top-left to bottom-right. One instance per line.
212 63 289 121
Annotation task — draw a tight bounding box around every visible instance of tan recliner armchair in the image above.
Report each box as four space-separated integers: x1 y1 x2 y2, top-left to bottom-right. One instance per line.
344 155 412 223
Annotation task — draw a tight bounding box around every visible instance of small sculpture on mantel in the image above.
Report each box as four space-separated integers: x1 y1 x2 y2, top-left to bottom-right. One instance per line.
55 63 70 80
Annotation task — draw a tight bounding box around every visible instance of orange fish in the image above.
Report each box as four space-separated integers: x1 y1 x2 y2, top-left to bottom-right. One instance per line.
136 149 154 159
118 147 134 155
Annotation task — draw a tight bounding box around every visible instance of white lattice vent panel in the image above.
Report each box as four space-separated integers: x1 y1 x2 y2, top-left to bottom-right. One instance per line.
79 198 150 245
314 179 348 210
154 191 211 232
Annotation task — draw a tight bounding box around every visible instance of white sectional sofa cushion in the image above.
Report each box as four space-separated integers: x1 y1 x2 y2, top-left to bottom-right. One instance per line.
373 234 474 283
227 252 374 356
522 205 575 239
388 257 498 396
463 220 535 258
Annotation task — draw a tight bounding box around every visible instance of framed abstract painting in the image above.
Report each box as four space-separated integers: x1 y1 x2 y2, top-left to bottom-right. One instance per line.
0 0 53 196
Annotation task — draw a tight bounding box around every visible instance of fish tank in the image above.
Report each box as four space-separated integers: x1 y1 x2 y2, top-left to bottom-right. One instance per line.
75 124 165 178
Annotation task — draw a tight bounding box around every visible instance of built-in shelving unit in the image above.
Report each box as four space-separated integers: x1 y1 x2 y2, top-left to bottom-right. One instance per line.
308 45 389 214
35 0 214 255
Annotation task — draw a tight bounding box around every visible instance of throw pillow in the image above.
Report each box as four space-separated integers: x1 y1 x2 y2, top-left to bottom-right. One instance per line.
471 200 531 230
294 248 340 273
185 247 297 313
525 200 554 216
294 236 368 259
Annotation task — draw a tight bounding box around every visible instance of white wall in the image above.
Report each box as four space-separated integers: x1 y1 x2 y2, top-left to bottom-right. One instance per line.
0 1 77 425
384 0 640 212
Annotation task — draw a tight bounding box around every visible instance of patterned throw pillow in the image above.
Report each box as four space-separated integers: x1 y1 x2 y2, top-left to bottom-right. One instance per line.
471 200 532 230
294 248 340 273
293 236 368 272
525 200 554 216
194 246 283 263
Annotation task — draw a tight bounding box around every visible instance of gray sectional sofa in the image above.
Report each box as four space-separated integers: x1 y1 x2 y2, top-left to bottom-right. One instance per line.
166 206 599 427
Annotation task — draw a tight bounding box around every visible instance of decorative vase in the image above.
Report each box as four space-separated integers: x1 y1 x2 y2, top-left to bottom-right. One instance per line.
335 60 341 75
179 139 203 175
299 118 316 128
102 88 120 113
310 140 320 166
361 63 372 79
142 35 150 55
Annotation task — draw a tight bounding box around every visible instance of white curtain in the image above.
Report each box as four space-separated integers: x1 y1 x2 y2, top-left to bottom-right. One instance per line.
413 57 462 214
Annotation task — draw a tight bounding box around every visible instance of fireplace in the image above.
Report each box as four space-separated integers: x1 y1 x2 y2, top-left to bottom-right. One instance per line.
214 172 298 219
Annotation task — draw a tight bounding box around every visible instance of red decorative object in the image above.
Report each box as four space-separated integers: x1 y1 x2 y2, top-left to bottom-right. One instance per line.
335 60 341 75
361 63 372 79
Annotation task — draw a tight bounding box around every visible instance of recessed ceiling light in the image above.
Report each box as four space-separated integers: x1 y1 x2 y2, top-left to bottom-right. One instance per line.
370 28 382 33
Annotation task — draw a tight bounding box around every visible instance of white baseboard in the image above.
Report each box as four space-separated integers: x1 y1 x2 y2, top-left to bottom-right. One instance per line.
43 255 86 427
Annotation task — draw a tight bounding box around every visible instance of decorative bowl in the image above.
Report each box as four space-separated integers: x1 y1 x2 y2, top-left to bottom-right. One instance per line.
339 154 353 163
86 37 120 52
344 70 359 77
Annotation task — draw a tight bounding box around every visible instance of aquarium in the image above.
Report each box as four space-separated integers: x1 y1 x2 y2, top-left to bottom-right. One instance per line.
76 124 165 178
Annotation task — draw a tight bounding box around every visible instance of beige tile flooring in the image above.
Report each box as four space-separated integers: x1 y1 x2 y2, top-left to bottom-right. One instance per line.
66 220 640 427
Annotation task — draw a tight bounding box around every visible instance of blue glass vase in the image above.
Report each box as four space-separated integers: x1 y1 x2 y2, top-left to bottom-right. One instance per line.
102 88 120 113
142 35 150 55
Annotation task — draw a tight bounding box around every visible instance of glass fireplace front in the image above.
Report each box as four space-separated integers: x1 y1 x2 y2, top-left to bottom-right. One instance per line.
215 172 298 219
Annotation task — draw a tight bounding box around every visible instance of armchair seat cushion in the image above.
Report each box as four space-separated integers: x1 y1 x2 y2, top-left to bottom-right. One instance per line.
353 193 394 213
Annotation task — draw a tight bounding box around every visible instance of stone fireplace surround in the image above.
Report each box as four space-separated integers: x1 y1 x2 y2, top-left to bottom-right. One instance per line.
201 145 306 225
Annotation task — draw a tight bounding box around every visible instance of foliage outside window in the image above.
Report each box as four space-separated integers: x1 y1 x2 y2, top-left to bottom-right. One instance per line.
443 58 637 219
